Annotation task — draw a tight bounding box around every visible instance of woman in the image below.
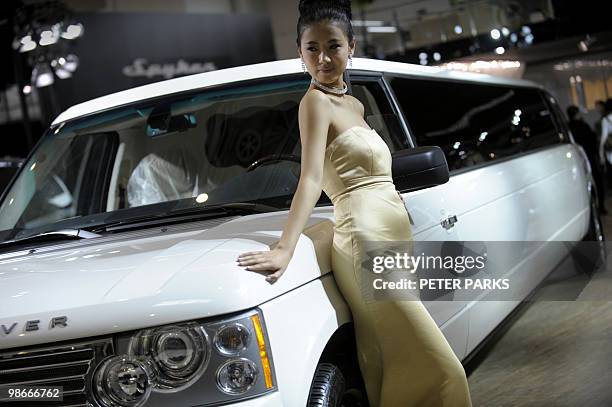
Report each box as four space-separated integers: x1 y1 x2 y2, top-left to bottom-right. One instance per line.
237 1 473 405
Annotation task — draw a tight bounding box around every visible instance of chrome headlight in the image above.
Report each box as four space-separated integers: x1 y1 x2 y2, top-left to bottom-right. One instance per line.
214 323 251 356
128 322 210 392
216 358 258 395
92 309 277 407
93 356 154 407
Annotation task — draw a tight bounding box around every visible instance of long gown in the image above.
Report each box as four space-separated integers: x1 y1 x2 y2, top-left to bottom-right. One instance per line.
321 125 473 407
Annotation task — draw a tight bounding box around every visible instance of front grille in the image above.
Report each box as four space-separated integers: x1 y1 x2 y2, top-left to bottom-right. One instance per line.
0 338 114 406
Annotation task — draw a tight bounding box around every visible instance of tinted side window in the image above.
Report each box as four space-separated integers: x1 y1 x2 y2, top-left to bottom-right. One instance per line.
350 79 410 151
541 90 570 143
389 77 561 171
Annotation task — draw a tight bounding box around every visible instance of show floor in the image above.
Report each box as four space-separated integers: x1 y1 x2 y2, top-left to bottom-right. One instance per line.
467 196 612 407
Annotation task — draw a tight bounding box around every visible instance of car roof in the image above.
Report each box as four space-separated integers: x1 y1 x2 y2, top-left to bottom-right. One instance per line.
52 57 541 126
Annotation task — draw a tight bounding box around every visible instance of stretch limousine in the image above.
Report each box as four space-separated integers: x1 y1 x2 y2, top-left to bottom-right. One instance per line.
0 57 603 407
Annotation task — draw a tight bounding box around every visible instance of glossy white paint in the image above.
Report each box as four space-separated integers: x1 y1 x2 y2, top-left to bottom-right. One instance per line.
221 391 283 406
447 142 590 355
1 57 592 406
0 212 336 349
259 274 351 406
51 58 541 126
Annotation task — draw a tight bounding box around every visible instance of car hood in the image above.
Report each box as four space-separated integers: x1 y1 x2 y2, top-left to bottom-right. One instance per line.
0 211 334 349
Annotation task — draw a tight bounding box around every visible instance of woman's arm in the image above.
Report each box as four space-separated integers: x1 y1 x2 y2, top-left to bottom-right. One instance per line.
237 90 331 283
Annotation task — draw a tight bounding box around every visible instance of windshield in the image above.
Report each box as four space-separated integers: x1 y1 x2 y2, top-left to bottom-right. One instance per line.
0 77 310 243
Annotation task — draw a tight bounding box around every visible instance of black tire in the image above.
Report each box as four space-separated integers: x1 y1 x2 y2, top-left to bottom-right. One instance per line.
308 363 345 407
581 198 607 275
584 198 605 243
307 363 368 407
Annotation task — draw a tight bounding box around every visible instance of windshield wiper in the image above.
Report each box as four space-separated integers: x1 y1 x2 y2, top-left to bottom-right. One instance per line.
0 229 101 250
88 202 281 233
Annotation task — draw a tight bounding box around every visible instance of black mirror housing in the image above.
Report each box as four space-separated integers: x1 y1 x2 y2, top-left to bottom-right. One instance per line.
392 146 450 192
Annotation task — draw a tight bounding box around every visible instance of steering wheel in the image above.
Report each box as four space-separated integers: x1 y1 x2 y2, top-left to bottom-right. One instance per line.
246 154 301 172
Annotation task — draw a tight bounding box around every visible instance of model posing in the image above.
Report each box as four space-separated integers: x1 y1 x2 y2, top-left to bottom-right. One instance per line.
237 1 473 405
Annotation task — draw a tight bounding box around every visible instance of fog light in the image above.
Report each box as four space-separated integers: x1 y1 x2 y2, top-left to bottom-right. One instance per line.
216 358 258 395
93 356 153 407
214 323 250 356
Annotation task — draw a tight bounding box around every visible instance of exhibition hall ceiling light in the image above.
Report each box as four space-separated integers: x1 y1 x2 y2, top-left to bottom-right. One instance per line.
12 1 84 91
419 52 428 65
577 34 597 52
554 59 611 71
19 35 37 53
27 53 80 90
38 25 60 46
489 25 531 44
50 54 79 79
367 26 397 33
569 75 582 84
352 20 384 27
61 23 84 40
415 23 533 66
51 59 70 79
439 60 522 73
418 51 443 65
31 62 55 88
14 21 84 53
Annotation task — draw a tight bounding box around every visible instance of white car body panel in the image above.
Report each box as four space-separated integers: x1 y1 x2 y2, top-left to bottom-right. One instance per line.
51 58 541 127
0 57 592 406
0 213 336 349
259 275 351 406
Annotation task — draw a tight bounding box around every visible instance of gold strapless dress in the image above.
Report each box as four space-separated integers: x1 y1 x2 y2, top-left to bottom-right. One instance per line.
322 126 472 407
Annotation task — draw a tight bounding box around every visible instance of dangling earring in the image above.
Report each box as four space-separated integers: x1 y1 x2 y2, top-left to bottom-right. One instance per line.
301 58 306 74
349 54 353 68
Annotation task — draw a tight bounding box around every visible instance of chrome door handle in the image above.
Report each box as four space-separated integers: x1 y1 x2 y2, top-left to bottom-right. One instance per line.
441 215 457 230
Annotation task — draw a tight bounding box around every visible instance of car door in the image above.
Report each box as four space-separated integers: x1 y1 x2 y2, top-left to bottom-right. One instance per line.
387 74 581 357
349 72 470 359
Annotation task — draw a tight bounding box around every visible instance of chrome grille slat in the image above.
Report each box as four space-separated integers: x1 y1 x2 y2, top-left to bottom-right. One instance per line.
0 359 91 374
62 388 87 396
2 373 85 386
0 338 113 406
0 347 90 364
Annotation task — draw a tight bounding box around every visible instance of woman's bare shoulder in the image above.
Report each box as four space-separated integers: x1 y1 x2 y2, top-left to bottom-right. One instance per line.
300 88 332 107
299 89 333 121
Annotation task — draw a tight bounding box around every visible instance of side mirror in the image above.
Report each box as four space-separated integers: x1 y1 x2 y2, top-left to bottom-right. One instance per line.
392 146 450 192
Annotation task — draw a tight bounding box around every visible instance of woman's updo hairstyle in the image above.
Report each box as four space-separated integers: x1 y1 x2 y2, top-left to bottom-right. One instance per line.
296 0 354 47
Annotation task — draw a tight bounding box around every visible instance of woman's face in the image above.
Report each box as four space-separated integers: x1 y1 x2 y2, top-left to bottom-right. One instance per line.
298 20 355 85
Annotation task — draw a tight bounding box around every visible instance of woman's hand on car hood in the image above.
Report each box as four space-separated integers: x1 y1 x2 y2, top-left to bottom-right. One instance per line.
237 245 292 284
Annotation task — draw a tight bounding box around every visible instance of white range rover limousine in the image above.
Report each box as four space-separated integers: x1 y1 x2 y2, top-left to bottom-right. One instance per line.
0 57 603 407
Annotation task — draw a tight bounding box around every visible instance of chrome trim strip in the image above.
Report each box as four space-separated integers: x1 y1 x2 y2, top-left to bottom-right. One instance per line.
0 359 91 374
